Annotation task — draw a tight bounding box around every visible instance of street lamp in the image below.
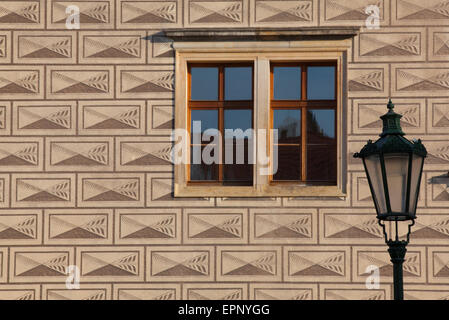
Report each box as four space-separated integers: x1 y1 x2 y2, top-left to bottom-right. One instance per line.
354 99 427 300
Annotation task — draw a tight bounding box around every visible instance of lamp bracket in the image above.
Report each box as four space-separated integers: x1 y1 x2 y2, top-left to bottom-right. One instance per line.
378 219 415 245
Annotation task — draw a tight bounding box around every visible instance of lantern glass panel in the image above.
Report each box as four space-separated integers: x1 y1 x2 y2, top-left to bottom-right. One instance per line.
364 154 387 214
384 153 409 213
409 154 423 214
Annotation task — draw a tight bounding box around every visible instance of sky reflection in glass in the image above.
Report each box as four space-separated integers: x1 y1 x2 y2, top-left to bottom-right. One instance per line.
191 67 218 100
273 66 301 100
307 66 335 100
225 67 252 100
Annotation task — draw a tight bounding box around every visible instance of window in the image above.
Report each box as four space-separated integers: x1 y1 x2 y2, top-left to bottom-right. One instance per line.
187 63 254 186
171 35 351 197
271 62 337 185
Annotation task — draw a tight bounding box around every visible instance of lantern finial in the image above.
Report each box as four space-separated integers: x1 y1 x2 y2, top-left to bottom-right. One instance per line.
380 99 405 137
387 98 394 111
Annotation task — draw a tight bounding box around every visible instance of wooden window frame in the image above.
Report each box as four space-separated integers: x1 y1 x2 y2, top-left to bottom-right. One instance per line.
174 45 349 198
187 62 254 186
270 61 337 185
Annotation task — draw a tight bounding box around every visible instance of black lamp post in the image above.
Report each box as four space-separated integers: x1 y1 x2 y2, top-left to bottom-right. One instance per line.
354 99 427 300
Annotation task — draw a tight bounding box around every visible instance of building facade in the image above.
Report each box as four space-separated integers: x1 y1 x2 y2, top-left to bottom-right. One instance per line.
0 0 448 300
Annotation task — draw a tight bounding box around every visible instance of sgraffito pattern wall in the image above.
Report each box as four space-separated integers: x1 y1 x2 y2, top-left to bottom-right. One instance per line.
0 0 448 300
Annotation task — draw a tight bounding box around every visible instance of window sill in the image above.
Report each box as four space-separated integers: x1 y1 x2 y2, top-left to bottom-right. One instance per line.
174 183 346 198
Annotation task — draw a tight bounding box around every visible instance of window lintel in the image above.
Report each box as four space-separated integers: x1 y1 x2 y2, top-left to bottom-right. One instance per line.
163 27 360 42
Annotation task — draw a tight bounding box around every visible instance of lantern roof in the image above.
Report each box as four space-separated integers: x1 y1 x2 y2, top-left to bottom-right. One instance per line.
354 99 427 159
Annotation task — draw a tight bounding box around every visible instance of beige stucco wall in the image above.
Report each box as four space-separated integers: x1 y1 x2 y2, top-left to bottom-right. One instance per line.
0 0 448 300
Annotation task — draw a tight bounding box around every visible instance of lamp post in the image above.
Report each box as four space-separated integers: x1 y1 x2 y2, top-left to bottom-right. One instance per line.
354 99 427 300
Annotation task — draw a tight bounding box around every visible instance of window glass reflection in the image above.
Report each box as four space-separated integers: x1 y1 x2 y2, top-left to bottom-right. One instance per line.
224 109 252 139
307 145 336 182
273 109 301 144
307 109 335 143
191 67 218 100
191 109 218 143
225 67 252 100
307 66 335 100
224 109 253 184
190 146 218 181
273 67 301 100
273 145 301 180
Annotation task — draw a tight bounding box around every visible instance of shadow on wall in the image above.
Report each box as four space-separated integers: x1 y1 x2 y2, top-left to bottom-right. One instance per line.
428 172 449 185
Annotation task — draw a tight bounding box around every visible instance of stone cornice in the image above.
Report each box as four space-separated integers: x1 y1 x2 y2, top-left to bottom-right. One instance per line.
162 27 360 41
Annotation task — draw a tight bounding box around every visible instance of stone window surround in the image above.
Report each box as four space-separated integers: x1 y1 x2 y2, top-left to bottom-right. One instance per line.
166 27 359 198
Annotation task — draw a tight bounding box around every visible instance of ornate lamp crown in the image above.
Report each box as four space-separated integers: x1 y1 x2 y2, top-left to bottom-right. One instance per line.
380 99 404 137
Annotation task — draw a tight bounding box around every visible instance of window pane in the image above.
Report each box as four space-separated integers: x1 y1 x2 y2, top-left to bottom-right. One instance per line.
223 163 253 184
273 66 301 100
307 109 335 144
191 67 218 100
190 146 218 181
224 109 253 184
307 145 336 182
224 109 252 130
225 67 252 100
307 66 335 100
191 109 218 144
273 145 301 180
224 109 252 139
224 140 253 184
273 109 301 144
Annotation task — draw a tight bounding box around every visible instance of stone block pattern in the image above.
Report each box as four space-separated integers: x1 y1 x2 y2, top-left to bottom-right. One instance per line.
0 0 447 300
